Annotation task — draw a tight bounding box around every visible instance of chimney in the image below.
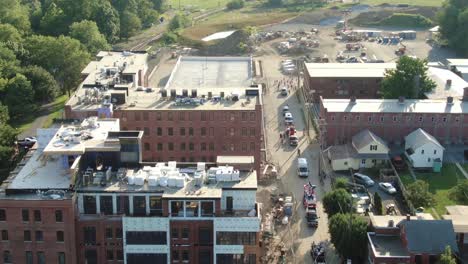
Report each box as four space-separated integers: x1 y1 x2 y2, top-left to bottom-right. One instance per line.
446 79 452 87
350 96 357 104
398 96 405 104
447 96 454 104
406 214 411 221
464 87 468 101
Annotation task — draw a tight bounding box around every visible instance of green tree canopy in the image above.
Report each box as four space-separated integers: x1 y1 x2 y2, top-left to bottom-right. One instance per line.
0 0 31 32
120 10 142 39
0 145 15 168
93 1 121 43
70 20 111 54
39 2 68 36
0 124 17 146
0 23 23 43
323 188 353 217
23 35 91 95
380 56 436 99
449 179 468 205
438 245 457 264
22 65 60 103
329 213 368 262
3 74 36 120
334 177 349 190
438 0 468 56
0 103 9 125
168 13 190 32
406 180 435 208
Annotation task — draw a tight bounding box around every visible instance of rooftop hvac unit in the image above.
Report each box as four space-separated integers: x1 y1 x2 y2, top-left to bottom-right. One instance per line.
182 89 188 97
208 92 212 98
220 91 225 98
161 89 167 98
170 89 176 98
191 89 197 98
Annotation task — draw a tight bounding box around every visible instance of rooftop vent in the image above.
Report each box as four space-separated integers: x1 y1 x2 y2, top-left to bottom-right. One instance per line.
350 96 357 104
161 89 167 98
447 96 454 104
398 96 405 104
191 89 197 98
388 219 394 227
170 89 176 98
446 79 452 86
182 89 188 97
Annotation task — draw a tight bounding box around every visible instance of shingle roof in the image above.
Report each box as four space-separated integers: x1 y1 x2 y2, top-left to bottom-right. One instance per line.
405 128 444 151
352 129 388 151
402 220 458 254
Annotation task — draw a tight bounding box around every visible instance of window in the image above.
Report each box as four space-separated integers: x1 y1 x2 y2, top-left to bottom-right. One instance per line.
106 227 114 239
201 112 207 121
180 127 186 136
156 112 162 121
209 143 214 151
83 226 96 244
393 116 397 122
58 253 66 264
168 112 173 121
1 230 7 241
199 227 212 245
380 116 384 122
209 127 214 136
185 201 199 217
201 201 214 216
172 250 179 261
4 251 11 263
116 250 123 261
106 250 114 260
144 142 150 151
250 128 255 137
143 112 149 121
370 145 378 151
443 117 447 122
189 127 194 136
189 143 194 151
242 112 248 121
0 209 5 221
157 143 163 151
83 195 97 214
182 228 189 239
100 196 113 215
56 231 64 242
149 196 163 216
242 127 247 136
250 112 256 121
428 158 431 162
85 249 97 264
156 127 162 136
421 149 425 154
201 127 207 136
368 116 372 122
168 127 174 136
331 116 335 121
250 142 255 151
216 232 256 245
171 201 184 217
434 150 437 154
144 127 149 136
55 210 63 222
37 252 46 264
35 230 43 241
126 231 167 245
180 143 186 151
34 210 41 222
135 112 141 121
168 142 174 151
115 228 123 239
24 230 31 241
361 159 366 165
133 196 146 216
355 115 360 121
229 128 235 136
343 116 347 121
419 116 423 122
172 227 179 239
25 251 33 264
431 117 436 122
242 142 247 152
199 250 211 264
201 143 207 151
22 209 29 222
182 251 189 262
179 112 185 121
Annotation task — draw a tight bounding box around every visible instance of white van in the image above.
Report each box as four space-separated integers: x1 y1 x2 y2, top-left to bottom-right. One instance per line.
297 158 309 177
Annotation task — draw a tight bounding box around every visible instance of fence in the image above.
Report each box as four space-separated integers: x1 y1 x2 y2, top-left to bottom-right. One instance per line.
380 164 416 215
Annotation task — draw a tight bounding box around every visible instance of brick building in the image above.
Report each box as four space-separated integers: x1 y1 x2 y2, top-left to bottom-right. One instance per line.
1 117 262 264
303 63 396 102
64 54 264 176
318 94 468 147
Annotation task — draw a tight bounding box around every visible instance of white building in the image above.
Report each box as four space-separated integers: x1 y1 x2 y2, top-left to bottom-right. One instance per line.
404 128 444 168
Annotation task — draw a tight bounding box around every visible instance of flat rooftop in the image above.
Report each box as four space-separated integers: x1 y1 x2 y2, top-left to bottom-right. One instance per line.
305 63 396 78
426 67 468 99
322 98 468 114
43 118 120 155
68 55 260 112
369 213 434 227
368 233 409 258
447 58 468 66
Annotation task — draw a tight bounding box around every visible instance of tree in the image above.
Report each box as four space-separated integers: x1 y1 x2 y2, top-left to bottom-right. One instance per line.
329 213 368 262
120 10 142 39
449 179 468 204
0 24 22 43
22 65 60 103
152 0 165 11
136 0 160 27
334 177 349 190
227 0 245 10
168 13 190 32
0 124 18 147
380 56 436 99
406 180 435 208
373 192 383 215
3 74 36 120
0 103 9 125
0 0 31 32
0 145 15 168
23 35 91 96
93 1 120 43
438 245 457 264
70 20 111 54
39 2 68 36
323 188 353 217
438 0 468 56
267 0 283 6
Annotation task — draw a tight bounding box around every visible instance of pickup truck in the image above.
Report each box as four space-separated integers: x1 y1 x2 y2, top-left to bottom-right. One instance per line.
16 137 37 148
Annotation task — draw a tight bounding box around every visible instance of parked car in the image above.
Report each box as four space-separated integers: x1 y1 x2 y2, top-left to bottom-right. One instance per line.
289 135 299 146
282 105 289 113
280 87 288 96
284 112 293 125
305 207 318 227
16 137 37 147
352 173 375 187
378 182 397 194
391 156 406 170
297 158 308 177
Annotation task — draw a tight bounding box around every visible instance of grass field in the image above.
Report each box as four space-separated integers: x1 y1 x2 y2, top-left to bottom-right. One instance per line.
399 164 465 217
166 0 230 10
359 0 444 7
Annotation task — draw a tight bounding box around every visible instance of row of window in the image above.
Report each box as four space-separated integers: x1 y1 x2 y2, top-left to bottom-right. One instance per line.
331 115 461 123
85 249 123 264
0 209 63 222
216 254 256 264
171 226 212 245
84 227 122 244
83 195 163 216
126 111 256 122
1 230 64 242
3 251 65 264
135 127 257 138
216 232 256 246
144 142 257 153
153 156 217 163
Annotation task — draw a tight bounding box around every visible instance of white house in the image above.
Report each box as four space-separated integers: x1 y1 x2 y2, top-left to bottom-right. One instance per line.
404 128 444 168
326 129 389 171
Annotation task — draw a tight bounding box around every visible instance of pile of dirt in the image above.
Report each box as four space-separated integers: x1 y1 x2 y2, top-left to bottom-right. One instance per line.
197 30 250 56
349 6 439 27
286 9 342 25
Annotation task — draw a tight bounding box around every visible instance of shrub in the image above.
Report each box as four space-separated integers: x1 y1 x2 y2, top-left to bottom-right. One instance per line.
378 13 433 28
226 0 244 10
168 13 190 32
161 32 178 44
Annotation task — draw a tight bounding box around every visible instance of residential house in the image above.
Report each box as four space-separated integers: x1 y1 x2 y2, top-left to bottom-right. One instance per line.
325 129 389 171
404 128 444 169
368 218 459 264
443 205 468 255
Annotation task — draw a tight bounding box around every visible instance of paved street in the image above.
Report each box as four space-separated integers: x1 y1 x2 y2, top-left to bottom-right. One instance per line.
257 47 339 263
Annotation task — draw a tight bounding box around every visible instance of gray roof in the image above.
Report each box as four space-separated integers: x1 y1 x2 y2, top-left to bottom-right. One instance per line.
402 220 458 254
405 128 444 151
352 129 388 151
326 143 358 160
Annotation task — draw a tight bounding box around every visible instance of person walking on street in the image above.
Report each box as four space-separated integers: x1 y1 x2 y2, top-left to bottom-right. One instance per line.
297 148 301 157
280 133 283 144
